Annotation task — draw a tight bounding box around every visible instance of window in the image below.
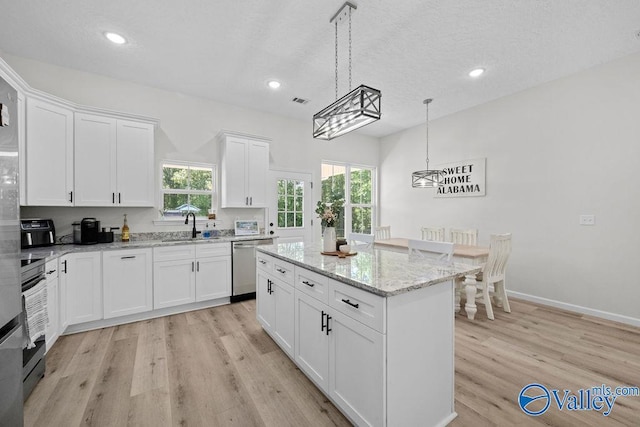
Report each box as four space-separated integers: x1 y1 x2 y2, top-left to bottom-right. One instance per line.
277 179 304 228
321 162 375 238
160 161 215 219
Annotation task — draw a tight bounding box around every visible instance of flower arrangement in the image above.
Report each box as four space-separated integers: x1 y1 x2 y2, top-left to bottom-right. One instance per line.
315 199 344 228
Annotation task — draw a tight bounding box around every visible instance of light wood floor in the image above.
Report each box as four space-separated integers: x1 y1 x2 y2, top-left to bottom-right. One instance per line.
25 299 640 426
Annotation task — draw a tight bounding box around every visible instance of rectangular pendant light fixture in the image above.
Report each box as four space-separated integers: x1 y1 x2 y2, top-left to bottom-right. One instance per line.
313 84 381 140
313 2 381 140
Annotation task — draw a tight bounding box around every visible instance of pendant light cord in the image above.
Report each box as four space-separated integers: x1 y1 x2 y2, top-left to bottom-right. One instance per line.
348 6 352 91
424 98 432 169
335 20 338 101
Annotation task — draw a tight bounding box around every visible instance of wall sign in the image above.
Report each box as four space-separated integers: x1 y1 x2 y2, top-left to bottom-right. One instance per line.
434 157 486 198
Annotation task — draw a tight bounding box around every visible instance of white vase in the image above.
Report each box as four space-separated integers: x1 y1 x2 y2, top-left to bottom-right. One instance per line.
323 226 337 252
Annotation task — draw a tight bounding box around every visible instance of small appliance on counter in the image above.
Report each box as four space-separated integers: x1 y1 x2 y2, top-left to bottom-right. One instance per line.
98 227 119 243
234 220 260 236
73 218 100 245
20 219 56 249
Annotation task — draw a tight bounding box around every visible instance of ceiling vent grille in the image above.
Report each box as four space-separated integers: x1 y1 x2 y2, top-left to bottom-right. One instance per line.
292 97 310 105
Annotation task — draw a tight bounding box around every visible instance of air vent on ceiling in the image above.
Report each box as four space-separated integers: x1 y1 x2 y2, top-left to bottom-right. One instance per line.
292 97 310 105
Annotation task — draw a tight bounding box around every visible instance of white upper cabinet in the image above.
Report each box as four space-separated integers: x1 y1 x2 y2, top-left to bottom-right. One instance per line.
25 97 74 206
74 113 117 206
219 132 270 208
74 113 154 207
116 119 155 206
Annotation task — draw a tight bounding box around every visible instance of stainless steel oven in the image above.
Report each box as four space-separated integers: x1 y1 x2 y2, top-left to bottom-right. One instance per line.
21 258 46 400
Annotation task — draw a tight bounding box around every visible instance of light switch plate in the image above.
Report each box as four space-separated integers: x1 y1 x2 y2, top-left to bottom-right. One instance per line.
579 214 595 226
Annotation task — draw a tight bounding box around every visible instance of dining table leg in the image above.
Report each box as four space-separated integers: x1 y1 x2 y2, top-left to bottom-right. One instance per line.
464 274 478 320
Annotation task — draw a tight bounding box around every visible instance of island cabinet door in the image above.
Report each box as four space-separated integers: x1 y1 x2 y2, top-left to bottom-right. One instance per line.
294 291 329 392
329 310 385 427
256 271 275 331
272 280 294 357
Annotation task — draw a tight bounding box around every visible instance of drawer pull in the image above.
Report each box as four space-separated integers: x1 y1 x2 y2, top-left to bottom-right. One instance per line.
259 260 267 265
341 298 359 309
302 280 314 287
276 268 287 274
46 269 56 275
121 256 136 260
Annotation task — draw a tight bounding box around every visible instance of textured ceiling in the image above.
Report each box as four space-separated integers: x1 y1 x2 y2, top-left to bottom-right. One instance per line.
1 0 639 137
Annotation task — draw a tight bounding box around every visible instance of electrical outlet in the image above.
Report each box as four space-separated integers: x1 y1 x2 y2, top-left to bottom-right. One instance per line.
579 215 595 226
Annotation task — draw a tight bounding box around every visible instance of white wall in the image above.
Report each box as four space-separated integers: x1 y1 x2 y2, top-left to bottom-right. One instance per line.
3 54 379 238
380 52 640 322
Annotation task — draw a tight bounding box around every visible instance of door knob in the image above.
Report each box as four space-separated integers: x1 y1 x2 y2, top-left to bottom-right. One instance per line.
269 222 274 226
269 231 275 235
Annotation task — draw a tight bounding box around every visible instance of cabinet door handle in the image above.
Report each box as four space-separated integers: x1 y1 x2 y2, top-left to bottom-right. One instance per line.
121 256 136 260
321 310 326 331
62 260 67 274
192 261 195 272
341 298 359 309
118 193 121 204
325 314 332 335
250 196 252 205
197 261 200 272
246 196 249 206
69 191 73 203
302 280 314 287
112 193 115 204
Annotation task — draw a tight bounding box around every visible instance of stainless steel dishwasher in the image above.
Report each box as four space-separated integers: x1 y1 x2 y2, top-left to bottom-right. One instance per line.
231 238 273 302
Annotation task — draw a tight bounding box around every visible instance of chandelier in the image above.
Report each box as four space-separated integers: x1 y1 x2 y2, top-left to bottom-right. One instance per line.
313 2 381 140
411 99 444 188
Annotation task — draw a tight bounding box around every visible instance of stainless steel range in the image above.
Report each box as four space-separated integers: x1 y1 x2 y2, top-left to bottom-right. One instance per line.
21 258 46 400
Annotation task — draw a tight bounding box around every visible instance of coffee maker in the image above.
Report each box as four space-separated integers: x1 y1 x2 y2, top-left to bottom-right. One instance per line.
73 218 100 245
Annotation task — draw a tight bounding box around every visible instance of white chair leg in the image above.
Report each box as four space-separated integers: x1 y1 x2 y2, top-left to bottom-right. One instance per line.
482 282 494 320
497 280 511 313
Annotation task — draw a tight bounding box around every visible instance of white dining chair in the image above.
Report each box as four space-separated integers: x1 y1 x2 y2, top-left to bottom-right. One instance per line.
458 233 512 320
374 226 391 240
407 239 454 263
348 232 374 249
449 228 478 246
420 227 445 242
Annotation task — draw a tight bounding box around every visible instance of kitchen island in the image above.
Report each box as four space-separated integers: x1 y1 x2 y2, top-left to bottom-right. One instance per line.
256 242 481 427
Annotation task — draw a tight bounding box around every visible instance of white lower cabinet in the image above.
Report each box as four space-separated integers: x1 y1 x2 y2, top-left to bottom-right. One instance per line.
256 255 295 357
44 259 59 352
294 286 384 426
153 243 231 309
102 248 153 319
59 251 102 328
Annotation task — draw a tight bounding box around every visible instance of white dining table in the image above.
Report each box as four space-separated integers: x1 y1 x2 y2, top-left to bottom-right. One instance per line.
375 238 489 320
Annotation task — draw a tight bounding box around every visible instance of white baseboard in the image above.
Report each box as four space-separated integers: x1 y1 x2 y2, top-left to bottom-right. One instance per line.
507 290 640 328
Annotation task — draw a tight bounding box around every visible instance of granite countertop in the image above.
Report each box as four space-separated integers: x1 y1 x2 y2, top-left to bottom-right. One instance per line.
22 234 274 262
257 242 481 297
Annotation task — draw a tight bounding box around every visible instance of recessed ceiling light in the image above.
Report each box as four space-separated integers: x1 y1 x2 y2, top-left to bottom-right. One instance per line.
267 80 281 89
469 68 485 78
105 32 127 45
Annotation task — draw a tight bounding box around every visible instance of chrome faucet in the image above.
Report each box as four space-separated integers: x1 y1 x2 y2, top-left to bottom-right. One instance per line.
184 212 200 238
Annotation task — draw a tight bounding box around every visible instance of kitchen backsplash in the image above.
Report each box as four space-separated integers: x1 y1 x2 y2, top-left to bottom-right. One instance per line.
20 206 265 240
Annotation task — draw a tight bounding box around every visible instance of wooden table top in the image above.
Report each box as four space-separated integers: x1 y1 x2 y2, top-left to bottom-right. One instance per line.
375 238 489 259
